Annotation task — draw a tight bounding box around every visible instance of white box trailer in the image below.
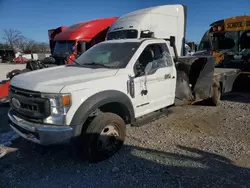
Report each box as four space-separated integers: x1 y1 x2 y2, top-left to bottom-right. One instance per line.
107 4 186 57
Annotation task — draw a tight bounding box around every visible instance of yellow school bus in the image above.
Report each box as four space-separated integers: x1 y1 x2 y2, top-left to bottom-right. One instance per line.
197 15 250 91
198 15 250 65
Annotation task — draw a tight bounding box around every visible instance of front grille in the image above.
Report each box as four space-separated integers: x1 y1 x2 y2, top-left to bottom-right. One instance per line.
9 86 50 120
10 86 41 98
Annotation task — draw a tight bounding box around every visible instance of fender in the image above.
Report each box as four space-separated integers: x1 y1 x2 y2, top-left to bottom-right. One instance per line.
70 90 135 136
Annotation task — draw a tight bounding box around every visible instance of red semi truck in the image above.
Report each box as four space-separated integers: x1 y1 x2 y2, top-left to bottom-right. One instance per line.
48 17 118 65
0 17 118 103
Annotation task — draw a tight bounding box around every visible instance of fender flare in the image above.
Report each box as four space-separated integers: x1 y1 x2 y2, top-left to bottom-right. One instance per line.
70 90 135 136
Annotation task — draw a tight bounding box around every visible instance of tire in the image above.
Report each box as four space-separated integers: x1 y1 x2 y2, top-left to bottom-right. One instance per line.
82 112 126 163
211 85 221 106
19 68 31 74
6 69 21 79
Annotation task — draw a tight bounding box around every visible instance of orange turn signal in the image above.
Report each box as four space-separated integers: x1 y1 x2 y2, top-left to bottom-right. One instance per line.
62 95 71 106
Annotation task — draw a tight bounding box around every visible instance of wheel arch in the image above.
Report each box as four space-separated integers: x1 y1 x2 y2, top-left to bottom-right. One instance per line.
70 90 135 136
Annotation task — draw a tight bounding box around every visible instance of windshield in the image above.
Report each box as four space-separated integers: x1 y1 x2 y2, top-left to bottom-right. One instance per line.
53 40 76 56
198 31 212 51
74 41 140 68
199 29 250 55
239 30 250 54
210 32 238 52
107 30 138 40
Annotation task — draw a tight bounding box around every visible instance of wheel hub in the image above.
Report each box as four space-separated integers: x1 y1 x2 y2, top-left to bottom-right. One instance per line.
98 124 120 151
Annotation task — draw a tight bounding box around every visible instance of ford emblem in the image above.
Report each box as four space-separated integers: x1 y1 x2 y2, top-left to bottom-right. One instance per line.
12 98 21 109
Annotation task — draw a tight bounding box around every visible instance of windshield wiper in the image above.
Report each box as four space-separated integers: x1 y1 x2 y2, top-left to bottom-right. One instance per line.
64 53 81 66
83 62 110 68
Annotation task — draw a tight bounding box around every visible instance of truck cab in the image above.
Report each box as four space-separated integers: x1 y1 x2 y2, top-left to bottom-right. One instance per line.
8 37 177 162
49 17 118 65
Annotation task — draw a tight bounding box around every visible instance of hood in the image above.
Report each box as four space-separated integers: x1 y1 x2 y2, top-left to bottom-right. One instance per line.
10 66 119 93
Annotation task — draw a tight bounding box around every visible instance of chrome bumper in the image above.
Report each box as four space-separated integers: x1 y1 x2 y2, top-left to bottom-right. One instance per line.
8 111 73 145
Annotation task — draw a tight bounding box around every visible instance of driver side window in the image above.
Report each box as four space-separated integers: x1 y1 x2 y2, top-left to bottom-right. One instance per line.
134 43 172 77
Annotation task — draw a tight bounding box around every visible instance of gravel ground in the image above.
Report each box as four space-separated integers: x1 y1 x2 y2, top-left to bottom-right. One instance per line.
0 93 250 188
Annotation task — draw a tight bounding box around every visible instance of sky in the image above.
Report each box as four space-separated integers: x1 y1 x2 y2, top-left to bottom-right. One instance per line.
0 0 250 44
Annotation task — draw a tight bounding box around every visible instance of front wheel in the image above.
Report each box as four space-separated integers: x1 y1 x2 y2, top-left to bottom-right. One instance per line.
82 112 126 163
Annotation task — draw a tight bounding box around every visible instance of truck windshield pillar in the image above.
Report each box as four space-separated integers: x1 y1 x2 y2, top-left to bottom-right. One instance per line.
76 41 87 55
198 31 212 51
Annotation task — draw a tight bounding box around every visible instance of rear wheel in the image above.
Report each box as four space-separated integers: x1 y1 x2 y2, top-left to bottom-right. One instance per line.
82 112 126 163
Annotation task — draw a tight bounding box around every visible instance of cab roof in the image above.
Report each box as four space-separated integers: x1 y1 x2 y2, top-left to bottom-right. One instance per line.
109 4 185 34
120 4 184 18
210 15 250 26
101 38 166 44
54 17 118 41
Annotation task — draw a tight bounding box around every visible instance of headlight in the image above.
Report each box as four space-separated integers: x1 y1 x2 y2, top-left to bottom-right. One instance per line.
41 93 71 125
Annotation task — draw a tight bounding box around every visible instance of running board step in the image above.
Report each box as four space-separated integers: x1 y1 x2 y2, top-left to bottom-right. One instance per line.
131 107 172 127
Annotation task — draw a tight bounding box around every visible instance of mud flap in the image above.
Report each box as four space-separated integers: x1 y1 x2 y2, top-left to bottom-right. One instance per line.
232 73 250 92
175 56 216 104
174 70 194 105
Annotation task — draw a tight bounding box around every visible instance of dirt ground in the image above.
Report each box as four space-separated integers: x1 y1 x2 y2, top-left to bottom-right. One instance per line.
0 93 250 188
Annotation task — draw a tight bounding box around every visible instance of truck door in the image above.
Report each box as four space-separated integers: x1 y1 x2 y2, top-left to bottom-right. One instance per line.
133 42 176 117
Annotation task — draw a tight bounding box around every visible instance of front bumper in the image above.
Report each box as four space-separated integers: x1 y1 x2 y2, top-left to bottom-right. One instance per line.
8 110 73 145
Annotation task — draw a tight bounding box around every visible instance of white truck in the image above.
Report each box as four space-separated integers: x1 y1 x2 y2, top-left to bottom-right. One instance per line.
7 5 239 162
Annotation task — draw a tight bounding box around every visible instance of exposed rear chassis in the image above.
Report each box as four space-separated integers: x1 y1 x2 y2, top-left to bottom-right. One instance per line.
175 56 240 105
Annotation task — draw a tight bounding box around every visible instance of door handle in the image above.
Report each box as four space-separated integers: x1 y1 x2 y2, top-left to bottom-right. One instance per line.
172 76 175 79
164 74 171 79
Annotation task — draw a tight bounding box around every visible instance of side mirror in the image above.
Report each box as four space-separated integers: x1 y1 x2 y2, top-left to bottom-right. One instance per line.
141 30 154 38
145 62 153 75
170 36 175 47
79 41 86 53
